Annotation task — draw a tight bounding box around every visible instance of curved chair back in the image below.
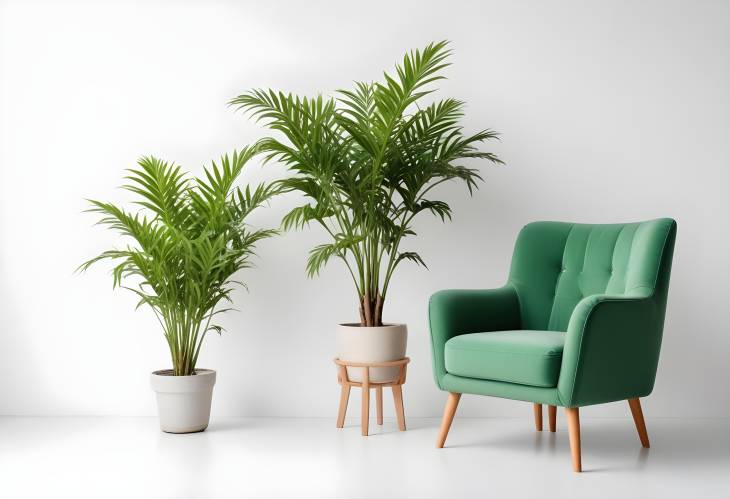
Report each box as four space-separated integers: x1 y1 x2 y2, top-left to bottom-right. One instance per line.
508 218 677 332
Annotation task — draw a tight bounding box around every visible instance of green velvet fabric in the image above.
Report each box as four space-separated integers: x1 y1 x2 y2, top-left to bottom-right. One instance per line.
440 374 562 406
429 218 676 408
445 330 565 387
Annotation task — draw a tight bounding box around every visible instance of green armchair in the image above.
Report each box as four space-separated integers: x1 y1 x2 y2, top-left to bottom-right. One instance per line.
429 219 676 471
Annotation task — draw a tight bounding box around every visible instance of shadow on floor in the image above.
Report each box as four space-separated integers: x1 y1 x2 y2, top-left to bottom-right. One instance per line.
438 419 730 472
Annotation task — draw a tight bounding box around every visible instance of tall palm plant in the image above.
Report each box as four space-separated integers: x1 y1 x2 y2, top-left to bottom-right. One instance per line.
231 41 502 327
78 147 279 375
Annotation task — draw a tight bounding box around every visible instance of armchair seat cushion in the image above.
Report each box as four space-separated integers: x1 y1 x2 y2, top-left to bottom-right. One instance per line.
444 330 566 387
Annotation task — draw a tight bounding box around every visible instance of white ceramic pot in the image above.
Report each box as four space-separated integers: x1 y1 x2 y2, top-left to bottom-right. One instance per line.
336 323 407 383
150 369 216 433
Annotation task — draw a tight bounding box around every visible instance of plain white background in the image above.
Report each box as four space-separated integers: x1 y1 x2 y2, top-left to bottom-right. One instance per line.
1 0 728 419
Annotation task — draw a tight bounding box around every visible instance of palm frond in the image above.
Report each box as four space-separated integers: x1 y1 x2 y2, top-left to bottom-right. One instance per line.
80 148 278 375
231 41 502 326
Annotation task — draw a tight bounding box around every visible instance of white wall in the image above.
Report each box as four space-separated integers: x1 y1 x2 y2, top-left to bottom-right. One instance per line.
1 0 728 418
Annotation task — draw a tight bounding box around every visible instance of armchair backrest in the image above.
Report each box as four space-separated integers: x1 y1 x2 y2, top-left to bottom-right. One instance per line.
508 219 677 331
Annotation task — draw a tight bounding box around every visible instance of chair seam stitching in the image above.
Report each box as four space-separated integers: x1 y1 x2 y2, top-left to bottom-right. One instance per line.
445 346 563 357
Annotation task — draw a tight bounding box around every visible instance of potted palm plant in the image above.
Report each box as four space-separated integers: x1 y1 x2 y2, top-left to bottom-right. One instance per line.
79 147 278 433
231 41 502 382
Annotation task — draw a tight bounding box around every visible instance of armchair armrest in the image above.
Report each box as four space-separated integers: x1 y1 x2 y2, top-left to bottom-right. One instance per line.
428 287 521 389
557 293 662 407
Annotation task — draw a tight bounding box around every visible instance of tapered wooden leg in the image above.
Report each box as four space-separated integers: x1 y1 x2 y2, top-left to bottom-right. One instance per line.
436 392 461 448
361 367 370 436
533 403 543 431
565 407 582 472
628 398 650 448
548 405 557 432
336 385 350 428
392 385 406 431
376 386 383 425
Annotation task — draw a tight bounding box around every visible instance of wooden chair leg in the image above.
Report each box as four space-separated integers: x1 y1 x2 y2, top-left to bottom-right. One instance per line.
376 386 383 425
548 405 557 432
336 385 350 428
361 367 370 436
628 398 650 448
392 385 406 431
436 392 461 448
533 403 543 431
565 407 582 472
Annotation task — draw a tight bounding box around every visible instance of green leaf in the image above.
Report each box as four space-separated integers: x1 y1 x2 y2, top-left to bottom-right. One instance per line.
79 148 280 375
229 40 502 325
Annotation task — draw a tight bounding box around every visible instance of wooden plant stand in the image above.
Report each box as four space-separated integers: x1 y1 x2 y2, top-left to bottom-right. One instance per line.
334 357 410 436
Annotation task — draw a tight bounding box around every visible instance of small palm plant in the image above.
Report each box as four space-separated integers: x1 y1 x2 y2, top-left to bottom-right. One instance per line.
231 41 502 326
79 147 278 375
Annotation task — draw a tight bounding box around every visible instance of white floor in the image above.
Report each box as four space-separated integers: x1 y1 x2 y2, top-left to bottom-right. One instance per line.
1 416 728 499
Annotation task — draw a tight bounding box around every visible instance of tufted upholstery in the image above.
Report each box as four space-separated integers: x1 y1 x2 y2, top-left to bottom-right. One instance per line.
429 218 676 408
429 219 677 470
509 220 676 332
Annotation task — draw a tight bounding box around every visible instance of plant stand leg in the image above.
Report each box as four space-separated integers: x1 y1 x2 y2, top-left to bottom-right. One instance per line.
392 385 406 431
566 407 582 472
336 385 350 428
334 357 409 437
534 403 543 431
548 405 557 432
376 386 383 425
361 367 370 436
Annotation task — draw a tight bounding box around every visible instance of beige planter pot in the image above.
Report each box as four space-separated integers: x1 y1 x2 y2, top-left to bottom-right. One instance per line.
336 323 408 383
150 369 216 433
